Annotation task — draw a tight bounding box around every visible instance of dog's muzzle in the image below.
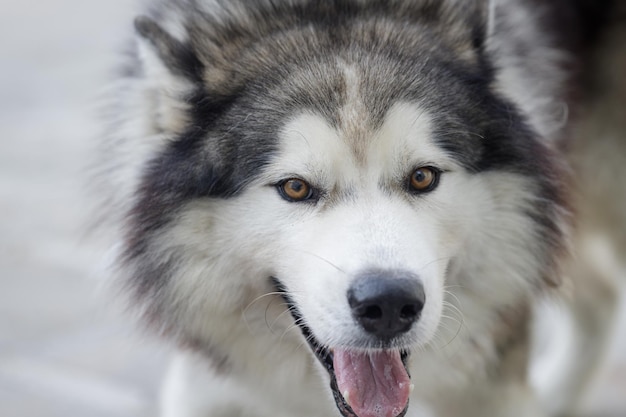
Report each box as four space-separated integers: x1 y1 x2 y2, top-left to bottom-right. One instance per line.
272 270 424 417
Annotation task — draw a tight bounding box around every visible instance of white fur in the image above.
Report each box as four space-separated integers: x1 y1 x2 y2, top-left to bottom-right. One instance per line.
99 2 626 416
268 107 448 348
152 101 548 416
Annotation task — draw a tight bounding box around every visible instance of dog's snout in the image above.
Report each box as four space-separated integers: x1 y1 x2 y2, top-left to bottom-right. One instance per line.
348 270 425 341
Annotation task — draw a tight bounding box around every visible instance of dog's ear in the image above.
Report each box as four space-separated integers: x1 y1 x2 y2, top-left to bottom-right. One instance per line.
132 16 203 135
436 0 494 61
134 16 203 83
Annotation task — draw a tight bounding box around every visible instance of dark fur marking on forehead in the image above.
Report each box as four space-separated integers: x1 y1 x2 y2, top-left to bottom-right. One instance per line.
166 0 489 90
133 0 496 146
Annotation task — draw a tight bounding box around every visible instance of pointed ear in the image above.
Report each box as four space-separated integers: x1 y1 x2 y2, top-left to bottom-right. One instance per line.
439 0 493 58
131 16 203 135
134 16 203 83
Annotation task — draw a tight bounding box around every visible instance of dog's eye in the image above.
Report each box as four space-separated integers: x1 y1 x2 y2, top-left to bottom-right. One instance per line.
408 167 439 193
278 178 314 202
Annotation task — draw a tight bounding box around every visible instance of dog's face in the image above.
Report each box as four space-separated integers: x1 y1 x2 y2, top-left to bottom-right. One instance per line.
108 3 570 417
255 103 456 349
235 104 465 416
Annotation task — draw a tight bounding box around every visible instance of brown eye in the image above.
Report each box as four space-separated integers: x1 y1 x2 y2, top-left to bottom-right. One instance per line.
278 178 314 202
409 167 439 192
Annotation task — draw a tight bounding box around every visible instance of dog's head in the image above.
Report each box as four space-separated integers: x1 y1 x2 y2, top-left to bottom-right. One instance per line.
103 2 571 416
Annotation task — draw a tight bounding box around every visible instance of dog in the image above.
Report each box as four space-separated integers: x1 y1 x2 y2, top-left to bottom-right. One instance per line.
94 1 625 416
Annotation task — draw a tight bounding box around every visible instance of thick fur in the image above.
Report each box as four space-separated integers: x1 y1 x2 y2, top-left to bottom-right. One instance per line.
95 1 625 416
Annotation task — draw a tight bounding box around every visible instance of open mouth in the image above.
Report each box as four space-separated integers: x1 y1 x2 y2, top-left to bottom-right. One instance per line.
272 278 412 417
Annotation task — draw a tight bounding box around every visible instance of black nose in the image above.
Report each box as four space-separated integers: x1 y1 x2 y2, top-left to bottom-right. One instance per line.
348 270 425 341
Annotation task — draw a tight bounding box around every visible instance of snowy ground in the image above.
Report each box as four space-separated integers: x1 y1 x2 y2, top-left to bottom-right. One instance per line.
0 1 624 416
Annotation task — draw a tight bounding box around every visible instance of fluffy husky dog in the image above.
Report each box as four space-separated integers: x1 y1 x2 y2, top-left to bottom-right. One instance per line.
96 0 625 416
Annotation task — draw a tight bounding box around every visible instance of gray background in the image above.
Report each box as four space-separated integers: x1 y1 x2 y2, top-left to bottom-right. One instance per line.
0 1 624 416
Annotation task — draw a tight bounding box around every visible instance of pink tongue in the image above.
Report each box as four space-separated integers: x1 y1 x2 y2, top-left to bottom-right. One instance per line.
333 349 410 417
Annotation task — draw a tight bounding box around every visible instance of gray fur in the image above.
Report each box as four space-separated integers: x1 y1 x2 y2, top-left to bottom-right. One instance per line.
94 1 624 416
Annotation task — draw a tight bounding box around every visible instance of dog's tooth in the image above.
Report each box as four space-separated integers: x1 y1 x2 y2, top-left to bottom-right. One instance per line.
343 390 350 407
410 383 415 393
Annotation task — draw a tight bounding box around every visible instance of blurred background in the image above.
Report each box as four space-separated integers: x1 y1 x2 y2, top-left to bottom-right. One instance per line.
0 1 624 417
0 1 170 416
